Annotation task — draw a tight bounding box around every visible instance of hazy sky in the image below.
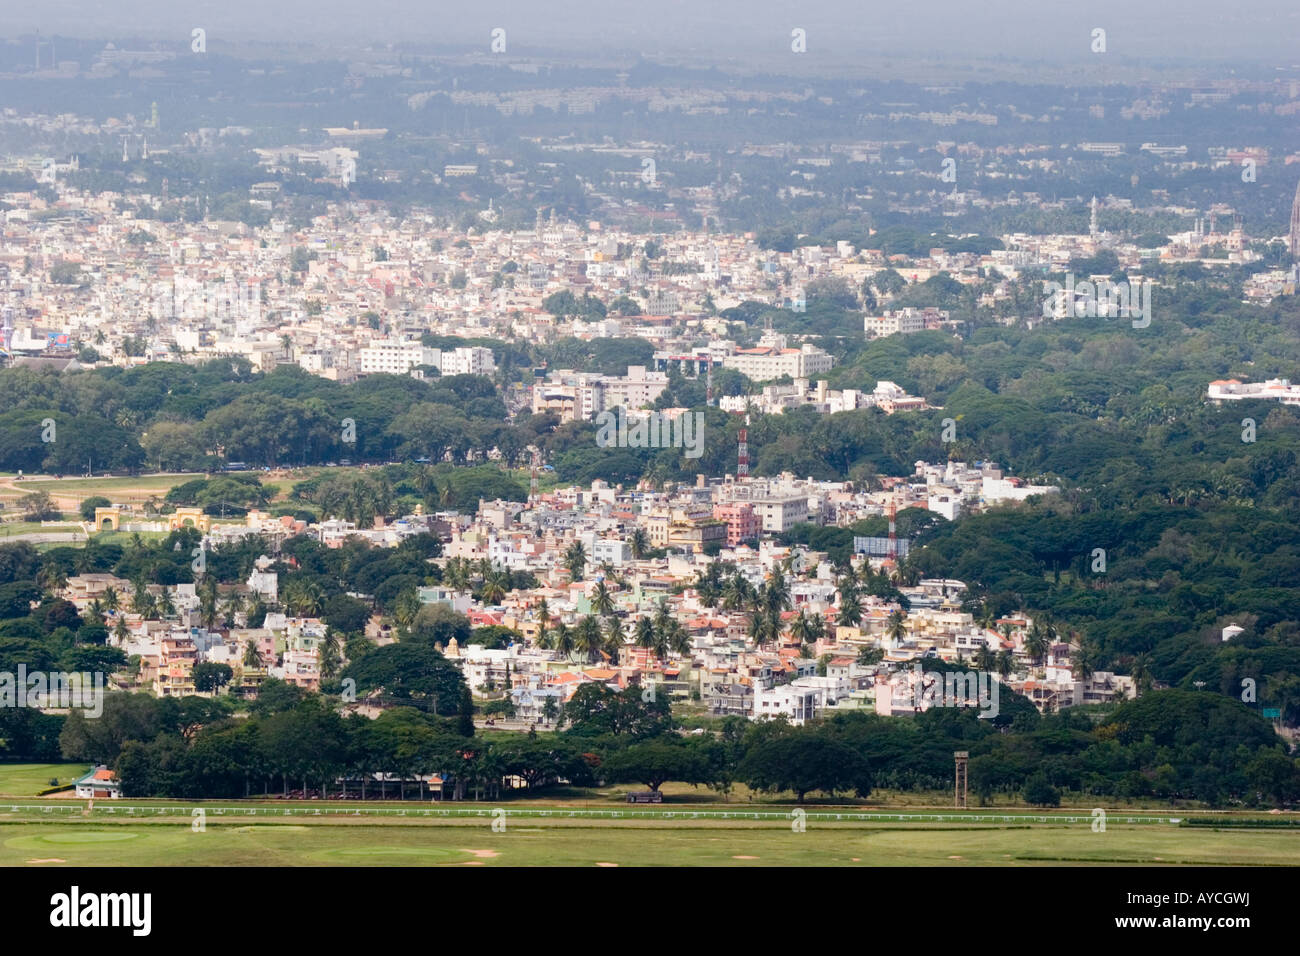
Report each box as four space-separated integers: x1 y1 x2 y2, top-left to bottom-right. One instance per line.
4 0 1298 64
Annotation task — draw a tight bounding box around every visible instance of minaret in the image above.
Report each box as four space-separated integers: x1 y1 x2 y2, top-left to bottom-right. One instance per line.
1089 196 1098 239
737 427 748 478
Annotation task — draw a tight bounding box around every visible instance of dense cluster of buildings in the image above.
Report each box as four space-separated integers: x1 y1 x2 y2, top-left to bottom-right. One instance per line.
53 459 1082 725
2 144 1290 383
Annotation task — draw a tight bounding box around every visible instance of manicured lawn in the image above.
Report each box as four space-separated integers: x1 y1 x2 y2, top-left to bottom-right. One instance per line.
12 474 196 498
1 817 1297 866
0 763 91 796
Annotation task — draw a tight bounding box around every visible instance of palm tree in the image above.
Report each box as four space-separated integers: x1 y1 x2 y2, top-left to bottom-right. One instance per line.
196 588 217 630
551 621 574 660
1024 620 1049 668
198 573 218 602
479 572 508 606
575 615 605 663
836 571 859 603
320 629 341 679
746 607 770 646
722 572 752 611
243 639 262 668
415 465 439 512
1131 652 1154 694
790 610 815 646
592 580 615 617
886 610 907 644
283 578 324 617
764 565 791 616
652 601 673 641
996 649 1014 679
113 615 129 644
665 619 691 658
766 607 784 644
246 593 268 627
535 598 550 646
604 616 625 660
130 579 152 616
393 588 421 630
628 528 650 560
694 561 724 608
38 563 68 594
564 542 587 581
974 645 996 672
1040 611 1060 646
221 592 243 628
597 562 623 588
158 590 176 620
634 616 656 650
443 557 472 591
837 590 863 627
893 561 921 588
651 624 670 662
1074 638 1097 682
101 586 119 612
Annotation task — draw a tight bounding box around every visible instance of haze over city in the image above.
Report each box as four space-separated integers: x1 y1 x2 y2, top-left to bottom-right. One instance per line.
0 0 1297 920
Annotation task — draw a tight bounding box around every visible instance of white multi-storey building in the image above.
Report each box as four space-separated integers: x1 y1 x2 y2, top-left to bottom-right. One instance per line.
530 365 668 421
722 343 833 381
439 346 496 377
751 495 810 533
863 307 947 338
357 339 439 375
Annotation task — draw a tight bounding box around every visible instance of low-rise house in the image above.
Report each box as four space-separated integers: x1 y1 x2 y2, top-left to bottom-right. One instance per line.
74 766 122 799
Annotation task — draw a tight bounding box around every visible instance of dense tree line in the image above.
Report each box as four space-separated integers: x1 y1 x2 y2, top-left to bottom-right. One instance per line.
41 678 1298 807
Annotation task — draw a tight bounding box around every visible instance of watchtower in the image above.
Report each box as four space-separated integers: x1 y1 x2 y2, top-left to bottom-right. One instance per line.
954 751 969 808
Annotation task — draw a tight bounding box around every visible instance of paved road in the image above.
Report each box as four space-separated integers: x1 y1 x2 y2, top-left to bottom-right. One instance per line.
0 531 86 544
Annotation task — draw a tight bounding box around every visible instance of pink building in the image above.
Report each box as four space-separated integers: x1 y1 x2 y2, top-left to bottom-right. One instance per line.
713 502 759 547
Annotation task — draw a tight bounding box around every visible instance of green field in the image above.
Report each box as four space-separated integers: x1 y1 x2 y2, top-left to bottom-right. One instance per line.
0 764 89 796
2 812 1297 866
0 790 1296 865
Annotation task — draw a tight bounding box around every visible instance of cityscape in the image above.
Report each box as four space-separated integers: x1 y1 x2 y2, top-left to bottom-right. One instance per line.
0 0 1297 916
